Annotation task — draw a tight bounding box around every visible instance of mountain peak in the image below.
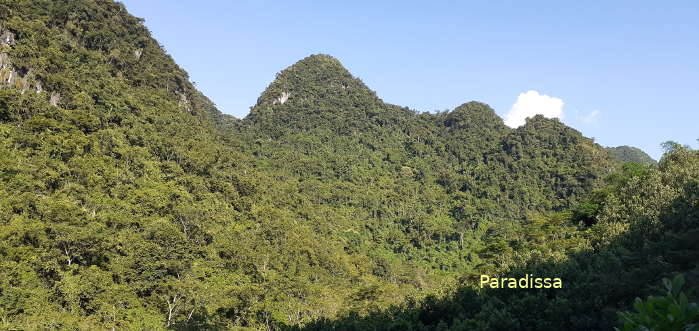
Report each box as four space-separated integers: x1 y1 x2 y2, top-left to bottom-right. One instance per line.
606 145 656 164
294 53 344 67
442 101 510 143
446 101 506 128
250 54 381 115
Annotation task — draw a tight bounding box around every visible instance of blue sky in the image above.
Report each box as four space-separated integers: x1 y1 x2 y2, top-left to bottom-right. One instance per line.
120 0 698 159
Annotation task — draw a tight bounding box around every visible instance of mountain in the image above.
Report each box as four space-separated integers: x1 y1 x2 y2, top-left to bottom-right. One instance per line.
246 54 408 140
2 1 697 330
252 54 382 111
0 1 251 329
302 145 699 331
606 145 656 165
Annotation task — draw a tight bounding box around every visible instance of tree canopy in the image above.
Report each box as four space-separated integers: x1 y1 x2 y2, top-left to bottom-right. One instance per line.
0 1 692 330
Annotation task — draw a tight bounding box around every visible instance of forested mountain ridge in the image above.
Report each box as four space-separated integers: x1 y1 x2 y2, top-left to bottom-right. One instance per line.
606 145 656 165
245 54 617 218
301 145 699 330
2 1 695 330
0 0 225 123
252 54 383 113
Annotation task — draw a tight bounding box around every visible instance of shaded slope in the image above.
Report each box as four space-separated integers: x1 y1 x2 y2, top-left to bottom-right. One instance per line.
298 147 699 331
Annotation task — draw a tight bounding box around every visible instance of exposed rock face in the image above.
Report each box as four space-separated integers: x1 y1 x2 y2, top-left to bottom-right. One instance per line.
50 92 61 106
0 26 51 98
0 56 25 89
273 91 290 105
0 61 43 94
0 28 20 89
0 53 8 67
176 91 192 113
0 27 15 46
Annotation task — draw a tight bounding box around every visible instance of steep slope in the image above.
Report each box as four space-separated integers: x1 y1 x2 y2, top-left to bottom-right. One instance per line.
0 0 226 123
606 145 656 165
0 2 628 330
246 54 408 138
252 54 382 111
0 1 255 329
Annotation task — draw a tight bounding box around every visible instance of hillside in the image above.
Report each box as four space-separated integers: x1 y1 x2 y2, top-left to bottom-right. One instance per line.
1 1 696 330
302 145 699 330
606 145 656 165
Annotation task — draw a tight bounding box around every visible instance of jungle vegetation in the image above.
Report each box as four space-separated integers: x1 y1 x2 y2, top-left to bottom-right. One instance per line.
0 1 696 330
606 146 656 165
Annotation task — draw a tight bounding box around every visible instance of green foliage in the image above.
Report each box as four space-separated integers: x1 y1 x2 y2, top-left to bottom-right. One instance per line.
0 1 693 330
616 274 699 331
606 145 656 165
302 146 699 330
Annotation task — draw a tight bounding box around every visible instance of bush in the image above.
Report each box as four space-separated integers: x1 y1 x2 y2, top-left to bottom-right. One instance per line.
616 274 699 331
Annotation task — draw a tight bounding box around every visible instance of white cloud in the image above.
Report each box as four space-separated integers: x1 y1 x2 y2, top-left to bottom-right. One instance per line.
503 90 564 128
578 109 600 124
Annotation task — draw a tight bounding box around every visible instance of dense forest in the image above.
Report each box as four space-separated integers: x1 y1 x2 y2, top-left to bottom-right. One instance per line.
0 1 696 330
606 146 656 165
